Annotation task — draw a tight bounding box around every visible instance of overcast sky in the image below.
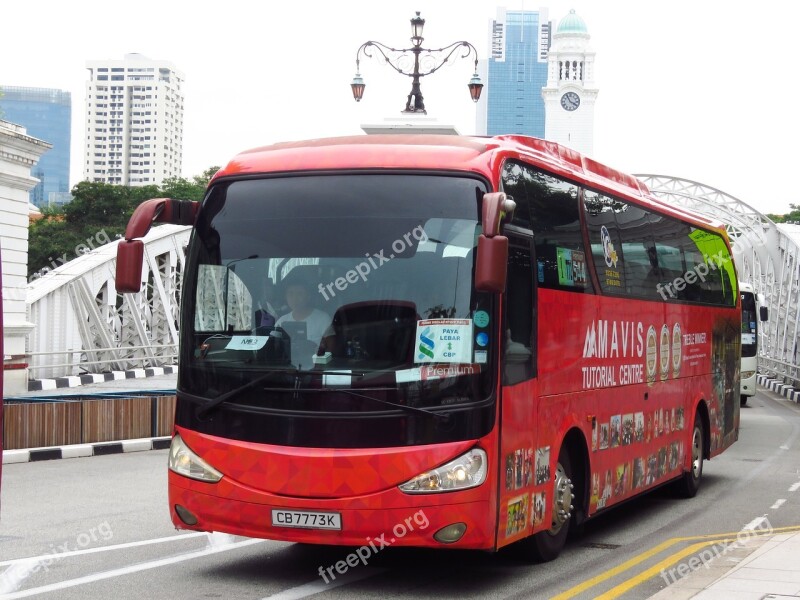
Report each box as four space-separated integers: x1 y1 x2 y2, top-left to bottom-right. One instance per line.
3 0 798 214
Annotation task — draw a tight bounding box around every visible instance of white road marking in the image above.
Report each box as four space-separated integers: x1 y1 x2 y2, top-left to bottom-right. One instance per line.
0 532 206 567
260 567 386 600
741 515 768 531
770 499 787 510
0 537 264 599
789 481 800 492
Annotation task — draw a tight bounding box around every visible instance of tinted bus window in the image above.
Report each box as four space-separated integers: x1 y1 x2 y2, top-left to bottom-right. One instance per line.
647 212 696 302
501 162 532 230
504 234 535 385
614 202 661 299
685 228 737 306
741 291 757 358
502 161 591 293
583 196 737 307
583 190 625 294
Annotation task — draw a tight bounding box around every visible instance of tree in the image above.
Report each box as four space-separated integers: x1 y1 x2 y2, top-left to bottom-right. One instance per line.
194 166 220 188
27 168 220 278
64 181 153 229
28 213 87 277
767 203 800 224
158 166 220 202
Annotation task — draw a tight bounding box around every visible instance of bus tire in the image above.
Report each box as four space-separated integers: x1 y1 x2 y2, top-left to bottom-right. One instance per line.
740 396 747 407
525 447 573 562
676 416 704 498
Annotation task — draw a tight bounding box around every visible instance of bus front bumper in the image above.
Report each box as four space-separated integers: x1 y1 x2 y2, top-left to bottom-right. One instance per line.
168 473 496 550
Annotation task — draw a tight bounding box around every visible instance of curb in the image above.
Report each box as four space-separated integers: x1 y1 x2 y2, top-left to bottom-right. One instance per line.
2 436 172 464
27 366 177 392
757 374 800 403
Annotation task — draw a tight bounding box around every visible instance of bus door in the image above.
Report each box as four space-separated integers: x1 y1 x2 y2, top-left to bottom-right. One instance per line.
497 229 539 546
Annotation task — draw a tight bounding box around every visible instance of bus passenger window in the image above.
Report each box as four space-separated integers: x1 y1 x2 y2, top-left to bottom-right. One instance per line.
615 203 658 299
500 160 591 293
584 191 626 294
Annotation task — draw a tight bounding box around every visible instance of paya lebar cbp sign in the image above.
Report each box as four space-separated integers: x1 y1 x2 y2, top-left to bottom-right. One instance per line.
415 319 473 363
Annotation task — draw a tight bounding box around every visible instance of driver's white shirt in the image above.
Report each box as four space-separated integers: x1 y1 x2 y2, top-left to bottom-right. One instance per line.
276 308 331 345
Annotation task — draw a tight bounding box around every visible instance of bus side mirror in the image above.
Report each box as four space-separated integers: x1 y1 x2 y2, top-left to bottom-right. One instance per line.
475 235 508 292
116 197 199 293
116 240 144 293
475 192 516 292
759 306 769 322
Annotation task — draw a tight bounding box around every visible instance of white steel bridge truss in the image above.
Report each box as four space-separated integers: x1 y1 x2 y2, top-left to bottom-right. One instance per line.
24 178 800 387
27 224 191 379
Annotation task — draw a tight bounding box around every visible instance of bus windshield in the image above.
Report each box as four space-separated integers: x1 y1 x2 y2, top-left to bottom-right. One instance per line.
741 291 757 358
180 173 495 430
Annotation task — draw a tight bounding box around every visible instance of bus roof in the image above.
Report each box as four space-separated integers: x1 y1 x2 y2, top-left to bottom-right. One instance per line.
212 134 727 237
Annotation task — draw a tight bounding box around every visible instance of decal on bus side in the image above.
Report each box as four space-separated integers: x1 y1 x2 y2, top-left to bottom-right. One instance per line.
503 446 551 539
590 408 686 511
581 319 702 390
505 494 528 537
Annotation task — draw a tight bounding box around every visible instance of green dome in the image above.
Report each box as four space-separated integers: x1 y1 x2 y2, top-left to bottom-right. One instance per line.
556 9 588 34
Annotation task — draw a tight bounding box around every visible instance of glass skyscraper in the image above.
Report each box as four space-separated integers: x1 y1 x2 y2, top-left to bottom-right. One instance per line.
481 8 552 137
0 86 72 207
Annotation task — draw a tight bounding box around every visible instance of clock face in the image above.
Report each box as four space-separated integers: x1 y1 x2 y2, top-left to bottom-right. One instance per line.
560 92 581 111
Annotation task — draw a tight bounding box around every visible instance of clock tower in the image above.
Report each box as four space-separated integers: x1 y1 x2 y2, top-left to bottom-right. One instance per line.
542 9 598 155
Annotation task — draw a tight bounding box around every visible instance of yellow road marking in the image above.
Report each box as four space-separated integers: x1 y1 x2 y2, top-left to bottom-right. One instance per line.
549 539 680 600
550 524 800 600
594 539 735 599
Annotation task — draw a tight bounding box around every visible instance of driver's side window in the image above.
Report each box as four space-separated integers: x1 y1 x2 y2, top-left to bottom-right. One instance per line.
504 233 535 385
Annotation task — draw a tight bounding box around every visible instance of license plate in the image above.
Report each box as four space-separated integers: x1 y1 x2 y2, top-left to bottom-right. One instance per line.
271 509 342 530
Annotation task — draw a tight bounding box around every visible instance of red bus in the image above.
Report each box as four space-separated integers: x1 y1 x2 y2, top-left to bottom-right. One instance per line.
0 253 4 506
117 135 740 561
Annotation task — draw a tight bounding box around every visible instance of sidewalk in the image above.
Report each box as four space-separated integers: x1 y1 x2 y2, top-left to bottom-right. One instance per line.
651 530 800 599
650 380 800 599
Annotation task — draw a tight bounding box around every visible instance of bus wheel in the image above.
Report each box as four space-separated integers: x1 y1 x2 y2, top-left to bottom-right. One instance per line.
740 396 747 407
676 417 704 498
526 447 574 562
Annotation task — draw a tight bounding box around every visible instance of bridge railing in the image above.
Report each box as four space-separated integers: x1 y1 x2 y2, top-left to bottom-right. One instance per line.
760 357 800 389
26 344 178 379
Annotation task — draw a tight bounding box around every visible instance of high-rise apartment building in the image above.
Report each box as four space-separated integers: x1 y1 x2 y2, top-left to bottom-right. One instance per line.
84 54 184 186
476 7 552 137
0 86 71 207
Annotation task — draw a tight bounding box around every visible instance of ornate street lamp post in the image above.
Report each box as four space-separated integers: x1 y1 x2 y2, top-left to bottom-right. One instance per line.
351 12 483 114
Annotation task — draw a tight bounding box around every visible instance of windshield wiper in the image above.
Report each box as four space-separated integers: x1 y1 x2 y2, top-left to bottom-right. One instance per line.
194 370 284 419
334 388 450 423
193 368 367 418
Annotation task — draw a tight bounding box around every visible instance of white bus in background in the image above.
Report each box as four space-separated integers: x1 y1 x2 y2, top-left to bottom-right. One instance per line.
740 282 768 405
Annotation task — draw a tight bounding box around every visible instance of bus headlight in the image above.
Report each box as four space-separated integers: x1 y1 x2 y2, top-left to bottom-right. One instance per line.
168 434 223 483
741 370 756 379
399 449 487 494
